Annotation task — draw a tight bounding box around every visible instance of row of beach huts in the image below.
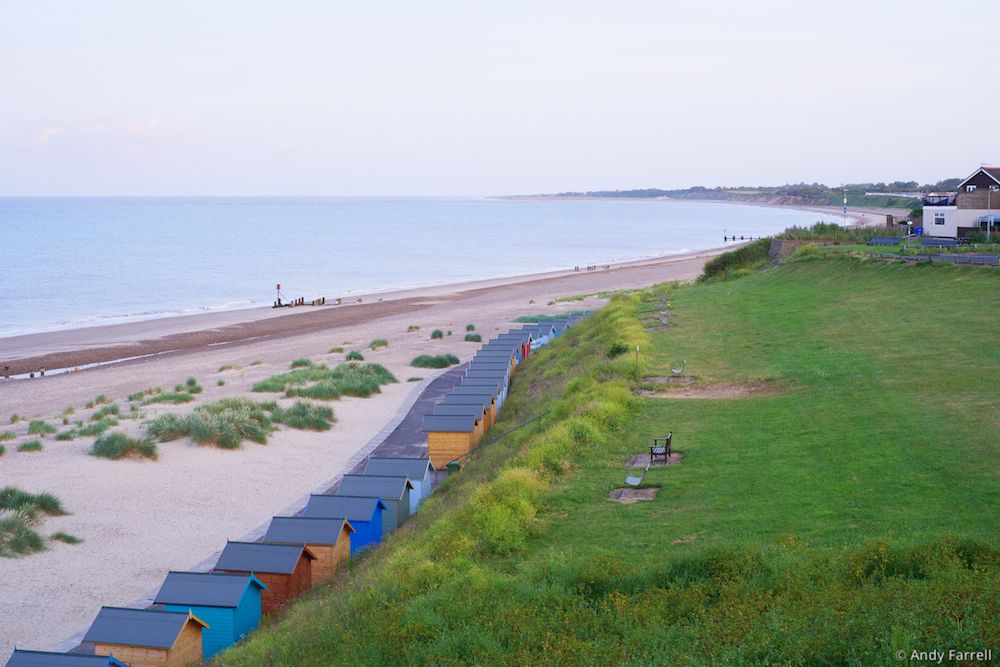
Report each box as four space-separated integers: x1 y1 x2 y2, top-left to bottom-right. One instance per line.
6 315 585 667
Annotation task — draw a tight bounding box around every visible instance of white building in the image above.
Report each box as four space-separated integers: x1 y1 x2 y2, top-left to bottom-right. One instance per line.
922 166 1000 238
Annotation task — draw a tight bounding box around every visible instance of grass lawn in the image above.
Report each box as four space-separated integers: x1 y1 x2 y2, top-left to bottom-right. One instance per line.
217 256 1000 666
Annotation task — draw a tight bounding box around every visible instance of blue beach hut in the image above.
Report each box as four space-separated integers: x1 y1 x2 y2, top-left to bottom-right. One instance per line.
154 571 266 660
336 475 413 537
300 494 385 555
363 457 436 514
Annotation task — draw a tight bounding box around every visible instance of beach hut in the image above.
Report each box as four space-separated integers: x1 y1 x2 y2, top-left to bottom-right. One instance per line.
440 394 496 429
336 475 413 537
479 342 523 363
300 495 385 555
83 607 206 667
458 377 506 409
263 517 354 584
153 571 266 660
363 457 436 514
520 323 557 348
473 350 518 375
5 651 130 667
493 332 533 360
214 542 316 616
422 414 480 468
432 403 486 443
464 369 510 396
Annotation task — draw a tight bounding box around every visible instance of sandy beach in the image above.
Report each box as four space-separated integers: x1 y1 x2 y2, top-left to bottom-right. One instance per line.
0 246 723 659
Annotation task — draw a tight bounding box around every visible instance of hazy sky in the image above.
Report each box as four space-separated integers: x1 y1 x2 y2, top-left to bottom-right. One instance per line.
2 1 998 195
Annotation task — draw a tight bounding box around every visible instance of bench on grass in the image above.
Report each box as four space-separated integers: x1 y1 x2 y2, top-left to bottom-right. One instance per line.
651 432 672 464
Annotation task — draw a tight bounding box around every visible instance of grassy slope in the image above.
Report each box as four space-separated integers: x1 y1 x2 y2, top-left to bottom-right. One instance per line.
217 257 1000 665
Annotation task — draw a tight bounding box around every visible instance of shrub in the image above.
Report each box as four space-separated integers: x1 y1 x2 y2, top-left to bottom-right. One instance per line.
411 354 461 369
51 532 82 544
27 420 56 436
61 406 75 417
346 350 364 361
792 242 820 258
700 237 772 281
217 379 225 387
465 333 482 342
55 430 76 441
93 394 111 405
218 364 242 372
175 377 202 394
0 487 66 515
291 358 313 368
431 329 444 339
17 440 43 452
128 387 162 401
77 418 117 437
91 432 158 460
328 347 344 354
90 404 120 421
0 431 14 442
370 338 389 350
271 402 336 431
607 342 630 358
148 399 276 449
466 323 476 331
9 414 19 424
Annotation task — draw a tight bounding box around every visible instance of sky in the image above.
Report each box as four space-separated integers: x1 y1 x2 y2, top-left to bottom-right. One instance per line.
1 1 998 196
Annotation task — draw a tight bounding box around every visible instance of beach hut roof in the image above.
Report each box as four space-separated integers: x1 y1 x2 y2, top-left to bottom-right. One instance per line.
432 403 487 417
301 495 386 521
478 343 520 353
464 369 509 379
494 331 533 340
215 541 316 575
458 378 503 391
467 361 511 369
364 456 436 478
83 607 206 649
338 475 413 501
449 386 499 397
422 414 480 433
439 394 493 407
5 651 130 667
264 517 354 546
154 571 266 608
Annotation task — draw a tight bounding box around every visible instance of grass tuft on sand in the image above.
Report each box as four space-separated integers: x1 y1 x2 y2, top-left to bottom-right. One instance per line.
17 440 43 452
27 420 56 436
369 338 389 350
51 531 83 544
91 432 158 460
253 362 397 400
464 333 482 342
410 354 460 369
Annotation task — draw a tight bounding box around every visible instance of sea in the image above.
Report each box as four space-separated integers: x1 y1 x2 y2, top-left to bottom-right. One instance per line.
0 197 834 338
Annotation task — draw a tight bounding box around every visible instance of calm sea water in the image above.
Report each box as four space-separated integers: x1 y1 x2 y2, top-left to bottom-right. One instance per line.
0 197 830 337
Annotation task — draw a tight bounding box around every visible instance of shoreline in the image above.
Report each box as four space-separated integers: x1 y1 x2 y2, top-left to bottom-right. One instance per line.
0 246 731 375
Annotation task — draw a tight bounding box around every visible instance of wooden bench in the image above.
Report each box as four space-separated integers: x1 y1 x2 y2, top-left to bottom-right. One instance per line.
650 432 672 464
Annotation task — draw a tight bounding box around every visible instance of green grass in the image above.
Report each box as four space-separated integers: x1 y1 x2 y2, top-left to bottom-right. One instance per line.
369 338 389 350
0 487 66 515
218 364 243 372
0 514 45 557
174 377 202 394
463 333 482 342
410 354 460 369
430 329 444 339
77 418 118 437
51 531 82 544
90 403 120 421
91 432 158 460
17 440 43 452
406 377 423 382
93 394 111 406
0 431 14 442
345 350 364 361
217 379 225 387
271 401 336 431
55 430 76 441
128 387 163 401
27 420 56 436
290 358 313 368
253 362 397 400
0 445 4 456
143 392 195 405
513 310 587 323
328 347 344 354
555 293 587 302
465 323 476 331
217 257 1000 665
9 414 19 424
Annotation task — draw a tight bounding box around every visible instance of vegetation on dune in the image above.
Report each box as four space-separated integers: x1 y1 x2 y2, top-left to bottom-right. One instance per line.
327 347 344 354
410 354 460 369
17 440 43 452
93 394 111 406
51 531 82 544
174 377 203 394
252 362 397 400
464 333 482 342
55 430 76 441
90 432 158 460
270 402 336 431
219 256 1000 665
430 329 444 339
0 487 68 557
699 237 772 282
9 414 20 424
143 391 195 405
0 431 14 442
345 350 364 361
218 364 243 372
0 445 4 456
465 323 476 331
407 325 420 333
0 487 66 516
90 403 120 421
77 418 118 437
369 338 389 350
290 358 313 368
27 420 56 436
128 387 163 401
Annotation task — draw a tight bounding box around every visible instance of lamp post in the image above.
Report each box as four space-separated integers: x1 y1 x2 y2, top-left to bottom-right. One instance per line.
989 186 997 242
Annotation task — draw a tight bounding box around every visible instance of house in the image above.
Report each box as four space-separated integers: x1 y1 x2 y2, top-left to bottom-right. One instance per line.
336 475 413 537
362 457 436 514
263 517 353 584
5 651 130 667
431 403 487 443
422 414 480 468
922 166 1000 238
299 495 385 555
83 607 206 667
213 542 316 616
154 571 266 659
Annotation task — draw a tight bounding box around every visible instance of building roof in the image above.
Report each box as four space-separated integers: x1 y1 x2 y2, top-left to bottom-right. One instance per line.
5 651 130 667
364 456 436 478
467 361 512 369
301 495 385 521
464 369 509 379
264 517 353 546
493 332 532 342
154 571 266 608
477 343 520 353
439 394 494 407
82 607 206 649
338 475 413 501
458 378 504 392
960 166 1000 188
432 403 487 417
422 414 480 433
215 542 316 575
448 386 499 397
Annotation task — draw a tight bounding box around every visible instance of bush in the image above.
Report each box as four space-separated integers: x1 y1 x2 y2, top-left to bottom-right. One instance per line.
55 430 76 441
217 379 225 386
370 338 389 350
700 238 772 281
465 333 482 342
91 432 158 460
93 394 111 406
143 392 194 405
411 354 461 369
466 324 476 331
328 347 344 354
346 350 364 361
17 440 43 452
290 358 313 368
0 487 66 515
0 431 14 442
27 420 56 436
128 387 162 401
607 342 630 358
431 329 444 339
78 418 117 437
255 361 396 400
0 514 45 557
